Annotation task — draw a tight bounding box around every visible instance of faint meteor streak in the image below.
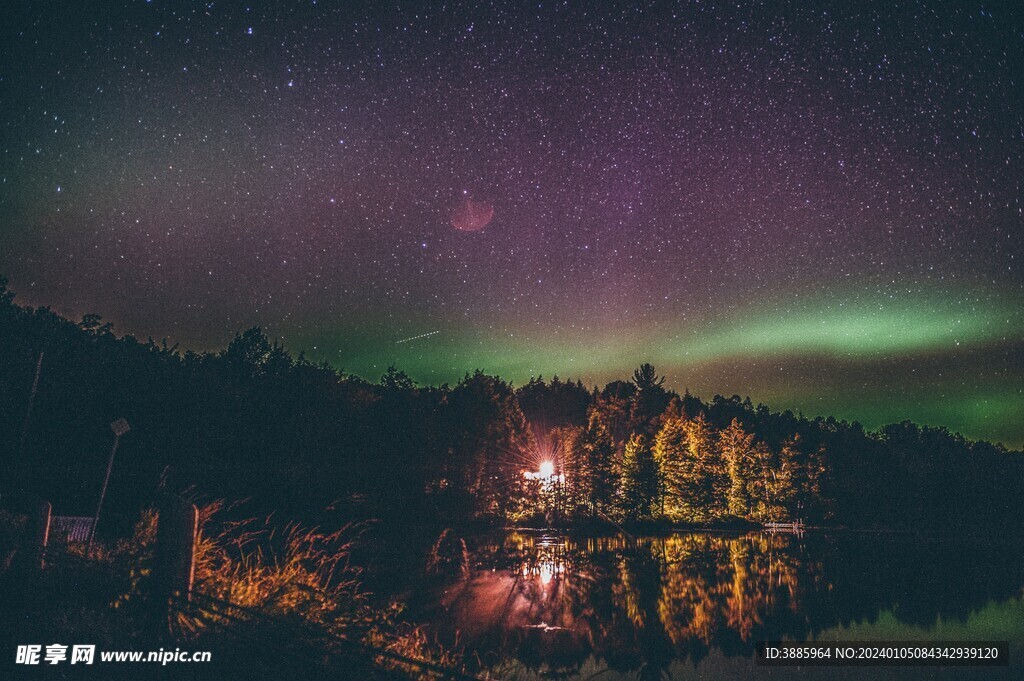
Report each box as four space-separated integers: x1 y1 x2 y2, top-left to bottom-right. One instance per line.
396 330 440 344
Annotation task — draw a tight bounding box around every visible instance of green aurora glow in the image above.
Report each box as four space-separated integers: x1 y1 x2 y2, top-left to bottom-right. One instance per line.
287 289 1024 448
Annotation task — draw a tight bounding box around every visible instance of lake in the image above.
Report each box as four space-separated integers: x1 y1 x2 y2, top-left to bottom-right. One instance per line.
425 530 1024 680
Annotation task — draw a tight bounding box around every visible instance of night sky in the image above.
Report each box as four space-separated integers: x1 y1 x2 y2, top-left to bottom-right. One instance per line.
2 2 1022 446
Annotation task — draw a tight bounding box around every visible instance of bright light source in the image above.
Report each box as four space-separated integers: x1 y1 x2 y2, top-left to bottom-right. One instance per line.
524 461 561 481
540 562 555 585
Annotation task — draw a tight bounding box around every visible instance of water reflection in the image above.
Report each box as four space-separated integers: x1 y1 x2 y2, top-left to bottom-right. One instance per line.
432 531 1024 679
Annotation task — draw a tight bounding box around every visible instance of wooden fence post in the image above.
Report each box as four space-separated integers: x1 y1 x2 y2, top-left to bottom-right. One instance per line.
151 495 198 637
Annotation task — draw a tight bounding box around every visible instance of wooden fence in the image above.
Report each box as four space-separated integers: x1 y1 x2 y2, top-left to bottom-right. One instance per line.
50 515 95 543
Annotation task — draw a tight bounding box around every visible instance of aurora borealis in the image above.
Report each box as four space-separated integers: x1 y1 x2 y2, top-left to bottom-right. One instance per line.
1 2 1021 446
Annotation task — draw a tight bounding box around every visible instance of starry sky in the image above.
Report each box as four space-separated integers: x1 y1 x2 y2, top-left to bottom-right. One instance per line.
2 1 1022 446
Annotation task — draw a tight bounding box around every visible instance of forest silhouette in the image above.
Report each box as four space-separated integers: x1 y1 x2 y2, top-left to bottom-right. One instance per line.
1 276 1021 539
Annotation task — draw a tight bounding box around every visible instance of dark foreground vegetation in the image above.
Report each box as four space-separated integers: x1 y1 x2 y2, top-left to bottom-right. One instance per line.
1 500 459 679
2 276 1021 537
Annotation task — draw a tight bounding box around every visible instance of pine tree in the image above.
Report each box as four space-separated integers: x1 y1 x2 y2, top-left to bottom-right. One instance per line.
447 371 535 520
806 443 835 521
681 413 727 521
774 435 833 522
580 409 616 518
747 440 784 521
618 433 659 521
653 410 690 521
719 419 755 518
629 363 671 436
771 437 802 520
556 425 586 513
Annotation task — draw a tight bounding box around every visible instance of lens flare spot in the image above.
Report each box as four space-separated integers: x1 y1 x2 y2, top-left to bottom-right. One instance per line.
450 197 494 232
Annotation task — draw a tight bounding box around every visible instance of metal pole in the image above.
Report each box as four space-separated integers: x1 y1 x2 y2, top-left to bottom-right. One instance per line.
17 351 44 460
33 500 52 569
87 434 121 554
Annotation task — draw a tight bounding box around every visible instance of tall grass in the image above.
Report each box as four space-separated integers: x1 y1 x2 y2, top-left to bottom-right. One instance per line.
192 501 372 631
109 500 466 679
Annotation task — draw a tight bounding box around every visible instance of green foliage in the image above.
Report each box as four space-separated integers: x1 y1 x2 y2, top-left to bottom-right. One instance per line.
652 410 689 520
681 414 728 522
556 425 586 513
617 434 659 522
580 408 617 517
719 419 755 517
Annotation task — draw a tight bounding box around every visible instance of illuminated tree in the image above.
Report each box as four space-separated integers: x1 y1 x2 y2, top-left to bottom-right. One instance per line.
719 419 756 518
746 440 784 521
767 437 801 520
653 408 689 521
547 410 620 521
681 413 727 521
555 425 586 512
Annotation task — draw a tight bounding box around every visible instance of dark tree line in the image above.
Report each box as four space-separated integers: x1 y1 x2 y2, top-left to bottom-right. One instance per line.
1 277 1022 537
